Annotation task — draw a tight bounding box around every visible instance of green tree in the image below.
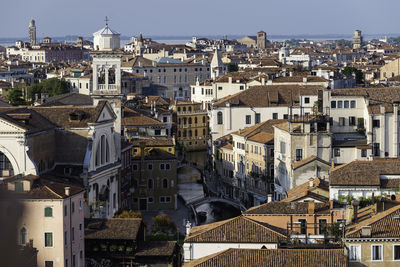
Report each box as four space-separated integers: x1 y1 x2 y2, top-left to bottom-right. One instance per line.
343 66 363 84
227 62 238 73
26 78 69 103
152 214 177 234
7 87 26 106
114 209 142 218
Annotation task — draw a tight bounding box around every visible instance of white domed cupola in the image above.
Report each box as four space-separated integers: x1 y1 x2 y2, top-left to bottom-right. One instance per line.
93 17 120 51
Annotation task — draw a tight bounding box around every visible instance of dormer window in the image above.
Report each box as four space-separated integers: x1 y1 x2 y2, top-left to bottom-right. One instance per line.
69 110 85 121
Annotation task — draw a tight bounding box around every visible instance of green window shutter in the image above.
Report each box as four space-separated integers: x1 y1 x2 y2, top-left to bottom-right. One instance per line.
15 182 23 192
44 207 52 217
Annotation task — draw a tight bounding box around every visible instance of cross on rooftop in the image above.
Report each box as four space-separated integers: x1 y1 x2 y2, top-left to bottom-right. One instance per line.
105 16 109 26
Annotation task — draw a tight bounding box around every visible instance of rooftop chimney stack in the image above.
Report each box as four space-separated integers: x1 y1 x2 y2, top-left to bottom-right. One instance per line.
65 187 70 196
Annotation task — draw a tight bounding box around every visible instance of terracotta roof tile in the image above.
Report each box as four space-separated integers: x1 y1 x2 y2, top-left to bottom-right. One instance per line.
213 85 322 108
85 218 143 240
184 248 348 267
346 204 400 238
185 216 286 243
329 158 400 186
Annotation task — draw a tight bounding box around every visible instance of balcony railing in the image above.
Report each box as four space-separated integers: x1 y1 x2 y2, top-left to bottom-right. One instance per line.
97 84 117 90
177 110 208 115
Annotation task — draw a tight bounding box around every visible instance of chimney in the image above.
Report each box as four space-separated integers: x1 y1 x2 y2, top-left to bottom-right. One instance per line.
261 77 265 84
303 77 308 83
308 178 314 188
331 160 335 168
361 226 372 237
289 71 293 77
29 239 33 248
308 201 315 214
65 187 70 196
185 221 192 236
352 199 360 223
267 194 273 203
329 200 334 210
228 76 232 83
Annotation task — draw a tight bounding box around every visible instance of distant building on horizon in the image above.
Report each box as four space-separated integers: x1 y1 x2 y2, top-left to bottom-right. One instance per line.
29 19 36 45
353 29 363 49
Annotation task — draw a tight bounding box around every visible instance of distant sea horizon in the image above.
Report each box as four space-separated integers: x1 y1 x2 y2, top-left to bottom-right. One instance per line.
1 33 400 48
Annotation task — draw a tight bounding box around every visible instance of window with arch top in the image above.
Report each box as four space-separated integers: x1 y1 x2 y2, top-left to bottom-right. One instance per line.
95 135 110 167
217 112 223 124
20 227 27 245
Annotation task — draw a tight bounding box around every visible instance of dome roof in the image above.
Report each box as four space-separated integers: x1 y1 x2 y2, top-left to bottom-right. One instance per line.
93 25 119 36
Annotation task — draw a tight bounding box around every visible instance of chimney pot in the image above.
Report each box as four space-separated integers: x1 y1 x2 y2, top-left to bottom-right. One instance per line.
65 187 70 196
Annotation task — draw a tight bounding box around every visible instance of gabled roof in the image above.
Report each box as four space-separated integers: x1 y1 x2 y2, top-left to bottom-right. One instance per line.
283 177 329 203
330 87 400 114
122 107 164 126
185 215 286 243
0 107 55 134
132 148 176 161
291 156 330 170
32 101 113 128
232 119 286 140
213 85 322 108
40 92 93 107
85 218 142 240
130 137 174 147
346 204 400 238
245 201 330 215
184 248 348 267
329 158 400 187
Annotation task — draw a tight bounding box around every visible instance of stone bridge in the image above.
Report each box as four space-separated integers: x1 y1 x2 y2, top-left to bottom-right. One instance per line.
186 195 247 212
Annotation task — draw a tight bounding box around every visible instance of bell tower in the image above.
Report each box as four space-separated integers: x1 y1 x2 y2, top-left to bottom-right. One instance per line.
91 19 124 135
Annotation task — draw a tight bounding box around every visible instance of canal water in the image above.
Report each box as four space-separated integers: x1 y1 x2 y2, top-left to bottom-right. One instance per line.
181 150 241 225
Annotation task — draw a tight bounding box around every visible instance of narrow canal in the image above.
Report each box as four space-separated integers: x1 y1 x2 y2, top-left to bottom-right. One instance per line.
179 150 241 225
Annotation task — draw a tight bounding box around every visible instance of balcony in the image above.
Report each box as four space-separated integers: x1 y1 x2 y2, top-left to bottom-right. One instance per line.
177 110 208 115
286 222 344 242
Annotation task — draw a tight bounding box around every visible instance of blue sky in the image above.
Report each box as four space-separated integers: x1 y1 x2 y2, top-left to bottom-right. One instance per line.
1 0 399 38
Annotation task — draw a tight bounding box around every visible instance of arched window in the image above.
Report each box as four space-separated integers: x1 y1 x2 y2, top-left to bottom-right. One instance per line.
183 118 187 124
20 227 27 245
106 139 110 163
178 118 181 125
195 117 198 124
162 178 168 188
189 130 192 137
101 135 105 165
44 207 53 217
195 130 198 136
96 135 110 167
202 116 206 123
0 151 13 175
188 106 192 112
183 130 187 137
203 129 206 136
183 107 186 112
148 179 153 189
188 118 192 124
217 112 223 124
